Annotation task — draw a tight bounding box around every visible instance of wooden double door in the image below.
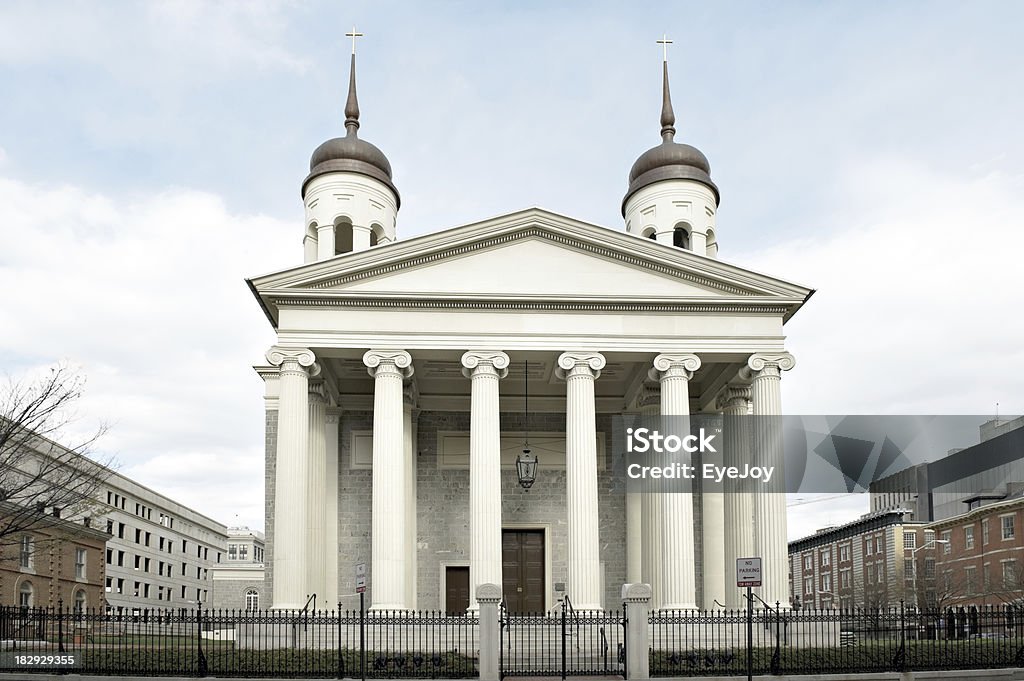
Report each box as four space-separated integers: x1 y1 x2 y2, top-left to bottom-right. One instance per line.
502 529 545 613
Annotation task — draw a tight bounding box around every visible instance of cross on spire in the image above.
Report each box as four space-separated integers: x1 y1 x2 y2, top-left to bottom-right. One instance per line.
657 34 673 62
346 26 364 55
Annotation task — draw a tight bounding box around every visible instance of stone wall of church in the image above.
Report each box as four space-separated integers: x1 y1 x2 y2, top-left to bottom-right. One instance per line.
334 409 627 611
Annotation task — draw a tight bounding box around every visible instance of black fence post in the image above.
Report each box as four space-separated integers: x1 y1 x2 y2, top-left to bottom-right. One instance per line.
57 600 65 654
561 598 567 681
771 601 781 675
336 602 343 680
196 601 207 678
746 586 753 681
359 591 366 681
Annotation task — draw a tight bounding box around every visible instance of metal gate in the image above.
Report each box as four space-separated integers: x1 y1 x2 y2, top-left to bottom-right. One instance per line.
500 596 626 679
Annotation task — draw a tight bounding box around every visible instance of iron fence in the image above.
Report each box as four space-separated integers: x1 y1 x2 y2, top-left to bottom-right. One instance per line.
499 597 625 679
650 604 1024 677
0 604 478 678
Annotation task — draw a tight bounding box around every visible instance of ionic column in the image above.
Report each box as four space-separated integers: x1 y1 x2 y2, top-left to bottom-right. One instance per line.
462 351 510 610
403 383 419 610
650 353 700 610
265 346 319 609
743 352 795 607
363 349 414 610
637 383 662 606
325 409 341 606
718 384 752 608
307 381 327 602
317 224 335 260
557 351 606 610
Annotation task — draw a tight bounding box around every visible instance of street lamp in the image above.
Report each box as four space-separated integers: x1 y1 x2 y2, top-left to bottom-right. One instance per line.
516 359 538 490
909 539 950 610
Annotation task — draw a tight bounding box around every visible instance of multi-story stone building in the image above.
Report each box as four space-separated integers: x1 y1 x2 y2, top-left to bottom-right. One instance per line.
100 473 229 613
209 527 266 611
4 425 231 613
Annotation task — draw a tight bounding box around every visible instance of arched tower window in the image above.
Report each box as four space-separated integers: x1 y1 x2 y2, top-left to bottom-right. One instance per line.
335 218 354 255
245 589 259 611
673 224 691 250
370 223 386 247
642 227 657 240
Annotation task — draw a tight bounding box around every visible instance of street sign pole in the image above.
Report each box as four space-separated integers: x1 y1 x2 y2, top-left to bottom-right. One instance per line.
746 585 753 681
736 557 762 681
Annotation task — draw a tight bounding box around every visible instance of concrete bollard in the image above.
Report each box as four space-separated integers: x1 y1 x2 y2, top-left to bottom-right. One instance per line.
622 582 653 679
476 583 503 681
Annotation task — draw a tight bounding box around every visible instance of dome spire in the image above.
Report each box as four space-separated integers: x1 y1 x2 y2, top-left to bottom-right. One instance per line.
344 26 364 136
657 34 675 142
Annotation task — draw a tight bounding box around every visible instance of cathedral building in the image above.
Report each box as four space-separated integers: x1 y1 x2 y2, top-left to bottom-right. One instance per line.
248 49 812 613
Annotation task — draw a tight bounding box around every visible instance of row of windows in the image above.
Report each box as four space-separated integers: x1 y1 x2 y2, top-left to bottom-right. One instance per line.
226 543 265 562
105 549 209 580
103 520 220 562
16 581 88 610
19 537 89 579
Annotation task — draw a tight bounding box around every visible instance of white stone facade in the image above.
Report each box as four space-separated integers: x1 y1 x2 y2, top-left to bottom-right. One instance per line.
250 207 811 612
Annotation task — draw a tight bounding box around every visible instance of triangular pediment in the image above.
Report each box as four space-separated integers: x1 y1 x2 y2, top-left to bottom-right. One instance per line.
248 208 812 324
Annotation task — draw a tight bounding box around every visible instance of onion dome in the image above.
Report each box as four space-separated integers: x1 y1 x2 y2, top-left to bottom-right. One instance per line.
302 54 400 206
622 61 718 215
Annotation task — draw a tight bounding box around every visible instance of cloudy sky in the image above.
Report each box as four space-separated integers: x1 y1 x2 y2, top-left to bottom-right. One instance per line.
1 1 1022 539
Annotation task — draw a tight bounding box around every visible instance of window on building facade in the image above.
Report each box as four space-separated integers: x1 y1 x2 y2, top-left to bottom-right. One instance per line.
983 518 990 545
19 581 33 607
19 536 33 569
905 558 915 578
245 589 259 611
1003 515 1015 540
228 543 238 560
840 569 851 589
965 525 975 549
74 590 86 615
942 530 952 553
924 558 935 578
904 532 916 550
804 578 813 595
966 566 977 594
866 540 873 556
239 545 248 561
75 548 86 579
840 544 850 562
1004 561 1018 589
822 573 832 591
116 578 124 594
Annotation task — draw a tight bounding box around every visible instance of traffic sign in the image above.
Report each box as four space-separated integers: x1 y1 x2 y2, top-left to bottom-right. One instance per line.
736 557 762 587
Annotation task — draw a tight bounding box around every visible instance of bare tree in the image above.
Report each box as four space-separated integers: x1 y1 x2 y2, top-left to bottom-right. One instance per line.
0 363 113 555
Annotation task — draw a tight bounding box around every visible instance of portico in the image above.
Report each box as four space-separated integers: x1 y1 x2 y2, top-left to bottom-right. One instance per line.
252 209 810 613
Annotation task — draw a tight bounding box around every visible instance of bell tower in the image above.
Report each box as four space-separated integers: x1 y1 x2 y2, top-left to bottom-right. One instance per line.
301 30 400 263
623 39 720 258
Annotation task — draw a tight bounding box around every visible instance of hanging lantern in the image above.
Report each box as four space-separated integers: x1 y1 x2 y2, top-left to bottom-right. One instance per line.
516 448 538 490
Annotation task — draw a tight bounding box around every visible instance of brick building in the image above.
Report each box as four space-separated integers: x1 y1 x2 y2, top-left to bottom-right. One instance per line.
0 503 108 610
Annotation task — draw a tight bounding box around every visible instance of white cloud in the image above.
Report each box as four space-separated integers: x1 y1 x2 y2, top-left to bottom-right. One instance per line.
737 159 1024 416
0 175 295 528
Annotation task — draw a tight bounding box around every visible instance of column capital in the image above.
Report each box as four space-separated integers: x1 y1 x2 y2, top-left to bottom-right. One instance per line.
460 350 510 379
648 353 700 382
363 349 414 378
308 380 326 402
403 379 420 407
556 351 606 380
742 352 796 379
266 346 321 377
716 384 752 411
